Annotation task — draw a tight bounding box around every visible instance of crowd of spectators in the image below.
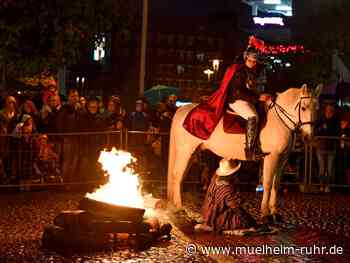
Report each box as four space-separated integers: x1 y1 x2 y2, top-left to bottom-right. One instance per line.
0 85 179 185
0 84 350 191
313 103 350 191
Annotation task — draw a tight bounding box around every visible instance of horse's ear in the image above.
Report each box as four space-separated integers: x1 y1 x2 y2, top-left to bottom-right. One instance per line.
314 83 323 98
301 84 308 95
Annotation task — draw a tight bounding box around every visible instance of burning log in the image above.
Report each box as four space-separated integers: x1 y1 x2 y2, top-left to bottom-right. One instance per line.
54 210 150 234
44 206 172 252
87 220 150 234
144 217 160 232
42 225 113 252
44 213 172 252
43 149 173 252
78 197 145 223
130 223 173 250
54 210 91 230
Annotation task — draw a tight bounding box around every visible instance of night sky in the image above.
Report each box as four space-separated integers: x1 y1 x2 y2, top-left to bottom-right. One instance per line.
149 0 236 16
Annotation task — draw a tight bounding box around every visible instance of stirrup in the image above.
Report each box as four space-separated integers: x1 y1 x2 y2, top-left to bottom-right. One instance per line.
254 151 269 160
245 148 268 161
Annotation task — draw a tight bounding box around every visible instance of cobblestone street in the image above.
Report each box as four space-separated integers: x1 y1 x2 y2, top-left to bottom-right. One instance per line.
0 190 349 262
181 191 350 262
0 191 209 263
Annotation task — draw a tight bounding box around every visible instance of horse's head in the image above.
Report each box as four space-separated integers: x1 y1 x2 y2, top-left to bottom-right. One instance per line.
295 84 322 142
274 84 321 142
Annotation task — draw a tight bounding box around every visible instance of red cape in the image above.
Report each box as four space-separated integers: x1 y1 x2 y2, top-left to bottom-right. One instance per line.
183 64 241 139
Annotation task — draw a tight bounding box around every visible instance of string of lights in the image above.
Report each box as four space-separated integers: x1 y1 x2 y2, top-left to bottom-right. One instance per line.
259 44 307 55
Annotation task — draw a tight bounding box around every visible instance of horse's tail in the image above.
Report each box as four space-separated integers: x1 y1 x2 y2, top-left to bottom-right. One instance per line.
167 114 177 202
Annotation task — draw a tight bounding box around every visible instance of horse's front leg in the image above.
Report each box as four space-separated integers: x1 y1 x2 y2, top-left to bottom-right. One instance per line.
269 153 288 223
261 153 280 220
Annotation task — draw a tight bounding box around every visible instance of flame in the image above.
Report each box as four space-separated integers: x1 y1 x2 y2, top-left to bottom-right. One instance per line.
86 148 144 208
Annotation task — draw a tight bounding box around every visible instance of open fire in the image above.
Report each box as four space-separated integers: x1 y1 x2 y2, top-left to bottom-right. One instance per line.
86 148 144 209
42 148 172 252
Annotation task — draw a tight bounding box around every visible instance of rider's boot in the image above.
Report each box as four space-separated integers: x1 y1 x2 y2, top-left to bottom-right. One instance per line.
244 117 268 161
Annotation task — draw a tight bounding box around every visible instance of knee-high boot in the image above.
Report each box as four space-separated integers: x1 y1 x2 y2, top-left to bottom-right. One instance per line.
244 117 266 161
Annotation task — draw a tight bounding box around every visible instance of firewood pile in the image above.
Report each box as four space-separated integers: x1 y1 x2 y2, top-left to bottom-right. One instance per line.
42 197 172 252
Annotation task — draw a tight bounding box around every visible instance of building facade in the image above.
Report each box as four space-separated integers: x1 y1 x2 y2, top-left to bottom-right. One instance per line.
111 15 244 105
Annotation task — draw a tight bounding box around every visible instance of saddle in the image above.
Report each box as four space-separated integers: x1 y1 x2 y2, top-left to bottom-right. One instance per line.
223 102 268 134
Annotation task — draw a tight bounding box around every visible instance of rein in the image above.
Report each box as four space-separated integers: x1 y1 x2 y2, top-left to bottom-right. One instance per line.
268 96 315 132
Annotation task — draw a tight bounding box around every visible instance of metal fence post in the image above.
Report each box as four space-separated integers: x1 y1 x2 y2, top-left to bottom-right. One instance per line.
304 143 308 186
308 143 313 185
124 129 128 151
119 130 123 150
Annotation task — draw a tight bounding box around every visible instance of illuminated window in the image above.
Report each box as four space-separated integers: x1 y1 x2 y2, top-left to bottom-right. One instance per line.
275 4 293 16
177 65 185 74
285 11 293 16
264 0 281 4
196 53 205 62
275 5 292 11
93 36 106 61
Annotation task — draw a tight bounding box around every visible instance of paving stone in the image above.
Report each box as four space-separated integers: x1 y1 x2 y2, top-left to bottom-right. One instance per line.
0 191 349 262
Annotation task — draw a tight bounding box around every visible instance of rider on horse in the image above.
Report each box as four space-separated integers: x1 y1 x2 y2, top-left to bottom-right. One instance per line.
183 36 272 161
226 46 267 161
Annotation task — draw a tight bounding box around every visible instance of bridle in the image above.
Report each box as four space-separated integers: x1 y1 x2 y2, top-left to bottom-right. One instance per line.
269 95 315 132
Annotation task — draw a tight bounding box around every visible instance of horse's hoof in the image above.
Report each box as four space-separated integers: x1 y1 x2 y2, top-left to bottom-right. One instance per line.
165 201 176 211
173 207 186 214
261 215 274 225
154 199 168 210
272 214 284 224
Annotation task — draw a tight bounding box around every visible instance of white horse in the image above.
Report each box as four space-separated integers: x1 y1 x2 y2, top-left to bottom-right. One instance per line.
167 84 321 222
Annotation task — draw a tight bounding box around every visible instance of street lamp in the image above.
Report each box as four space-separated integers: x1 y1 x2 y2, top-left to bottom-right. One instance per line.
139 0 148 97
210 59 222 72
204 69 214 81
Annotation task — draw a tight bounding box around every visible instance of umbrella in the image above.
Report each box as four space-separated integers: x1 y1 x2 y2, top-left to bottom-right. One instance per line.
143 85 180 106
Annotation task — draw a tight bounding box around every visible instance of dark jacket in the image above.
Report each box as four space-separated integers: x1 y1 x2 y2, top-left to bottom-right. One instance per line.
226 64 263 104
39 108 60 133
159 104 177 132
315 117 341 152
127 111 150 131
78 112 106 154
0 111 17 135
79 112 106 132
102 111 123 130
55 104 80 133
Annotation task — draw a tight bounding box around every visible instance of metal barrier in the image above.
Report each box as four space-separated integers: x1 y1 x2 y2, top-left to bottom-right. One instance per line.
1 130 349 190
124 130 203 195
305 136 350 187
0 131 122 188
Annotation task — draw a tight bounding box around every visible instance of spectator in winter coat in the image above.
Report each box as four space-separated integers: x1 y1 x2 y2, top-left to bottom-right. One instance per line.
314 104 341 192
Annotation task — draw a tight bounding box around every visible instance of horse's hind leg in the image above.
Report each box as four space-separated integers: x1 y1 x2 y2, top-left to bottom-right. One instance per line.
172 147 195 208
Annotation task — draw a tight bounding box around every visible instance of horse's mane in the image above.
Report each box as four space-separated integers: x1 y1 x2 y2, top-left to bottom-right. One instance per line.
280 86 312 95
280 87 300 95
276 87 309 104
276 87 300 101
